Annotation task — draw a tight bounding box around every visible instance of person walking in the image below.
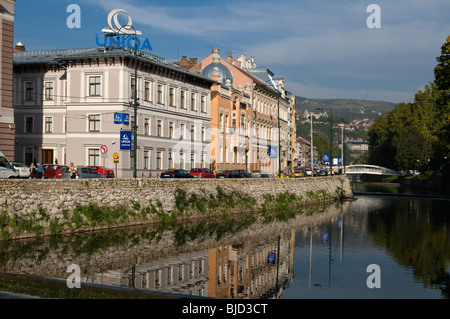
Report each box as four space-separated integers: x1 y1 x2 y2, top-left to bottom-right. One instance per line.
69 162 77 179
37 163 44 179
29 163 37 179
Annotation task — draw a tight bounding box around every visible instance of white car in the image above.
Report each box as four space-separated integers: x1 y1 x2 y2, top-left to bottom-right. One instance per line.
0 151 19 179
13 163 30 178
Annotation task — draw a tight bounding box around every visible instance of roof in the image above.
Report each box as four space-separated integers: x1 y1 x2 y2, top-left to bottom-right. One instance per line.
13 46 215 84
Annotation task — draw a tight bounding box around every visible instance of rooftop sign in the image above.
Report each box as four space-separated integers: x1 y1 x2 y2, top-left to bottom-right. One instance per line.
96 9 152 51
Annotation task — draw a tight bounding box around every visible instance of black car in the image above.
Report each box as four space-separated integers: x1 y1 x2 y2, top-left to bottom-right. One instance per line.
160 169 194 178
234 169 251 178
215 170 233 178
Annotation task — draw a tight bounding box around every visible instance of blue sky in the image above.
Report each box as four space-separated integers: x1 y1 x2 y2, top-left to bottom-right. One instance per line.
13 0 450 103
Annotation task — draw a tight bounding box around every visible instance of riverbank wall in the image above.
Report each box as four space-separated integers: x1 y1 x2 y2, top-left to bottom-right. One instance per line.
0 176 352 240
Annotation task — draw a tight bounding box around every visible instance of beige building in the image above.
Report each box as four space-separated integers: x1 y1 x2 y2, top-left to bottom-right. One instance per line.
0 0 15 160
13 47 214 177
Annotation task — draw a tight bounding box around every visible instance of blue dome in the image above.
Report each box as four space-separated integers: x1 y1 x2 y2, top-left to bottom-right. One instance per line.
200 52 233 87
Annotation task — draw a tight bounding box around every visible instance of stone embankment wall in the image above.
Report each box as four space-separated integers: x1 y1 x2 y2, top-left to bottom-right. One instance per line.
0 176 352 240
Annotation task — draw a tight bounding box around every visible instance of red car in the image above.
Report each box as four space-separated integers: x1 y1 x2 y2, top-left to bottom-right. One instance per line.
43 165 67 179
87 166 115 178
189 168 215 178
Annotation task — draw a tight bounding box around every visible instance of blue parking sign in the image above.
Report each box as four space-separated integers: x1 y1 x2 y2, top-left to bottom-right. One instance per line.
120 131 132 150
114 113 130 124
323 153 330 163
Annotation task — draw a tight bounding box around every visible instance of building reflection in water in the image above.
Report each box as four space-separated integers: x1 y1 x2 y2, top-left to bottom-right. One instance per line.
85 231 296 299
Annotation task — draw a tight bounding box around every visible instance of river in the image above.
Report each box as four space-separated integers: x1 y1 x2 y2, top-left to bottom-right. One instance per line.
0 182 449 299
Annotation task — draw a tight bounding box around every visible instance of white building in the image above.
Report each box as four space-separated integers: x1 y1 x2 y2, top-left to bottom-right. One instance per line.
13 46 214 177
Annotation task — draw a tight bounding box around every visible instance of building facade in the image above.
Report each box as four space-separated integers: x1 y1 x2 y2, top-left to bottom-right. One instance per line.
194 49 295 176
13 47 213 177
0 0 15 160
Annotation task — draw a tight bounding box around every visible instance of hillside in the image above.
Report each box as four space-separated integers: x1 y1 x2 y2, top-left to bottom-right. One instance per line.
295 96 397 120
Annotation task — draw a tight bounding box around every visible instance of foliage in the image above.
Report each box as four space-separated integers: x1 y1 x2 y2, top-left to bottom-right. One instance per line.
367 35 450 176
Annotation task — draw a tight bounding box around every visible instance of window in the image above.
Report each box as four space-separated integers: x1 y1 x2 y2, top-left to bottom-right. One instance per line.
144 81 151 101
190 93 196 111
89 149 100 166
168 151 173 169
144 118 150 135
45 82 54 100
45 117 53 133
190 125 195 141
25 116 33 133
26 82 34 101
144 151 149 169
157 120 162 137
156 151 161 170
201 127 206 142
180 90 186 109
157 84 163 104
169 88 175 106
190 153 195 170
25 147 33 166
180 123 185 139
89 76 101 96
131 78 136 99
89 115 100 132
220 114 224 133
169 122 174 139
179 151 184 169
201 96 206 113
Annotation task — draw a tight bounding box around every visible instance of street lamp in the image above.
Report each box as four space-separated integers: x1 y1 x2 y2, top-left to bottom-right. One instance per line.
103 25 139 178
338 123 345 174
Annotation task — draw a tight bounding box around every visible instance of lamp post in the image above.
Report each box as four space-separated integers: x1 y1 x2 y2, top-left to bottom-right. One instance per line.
338 123 344 174
103 25 138 178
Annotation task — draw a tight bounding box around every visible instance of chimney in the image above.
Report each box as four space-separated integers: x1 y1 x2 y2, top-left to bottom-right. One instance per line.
227 56 233 64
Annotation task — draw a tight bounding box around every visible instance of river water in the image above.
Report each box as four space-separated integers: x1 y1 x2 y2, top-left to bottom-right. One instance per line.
0 182 449 299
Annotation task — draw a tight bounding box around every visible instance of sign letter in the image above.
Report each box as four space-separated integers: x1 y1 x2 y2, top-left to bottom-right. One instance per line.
366 4 381 29
67 264 81 288
366 264 381 288
67 4 81 29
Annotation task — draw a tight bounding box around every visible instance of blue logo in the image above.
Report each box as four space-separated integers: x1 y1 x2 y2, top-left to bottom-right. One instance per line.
114 113 129 124
120 131 132 150
96 34 152 51
268 146 277 159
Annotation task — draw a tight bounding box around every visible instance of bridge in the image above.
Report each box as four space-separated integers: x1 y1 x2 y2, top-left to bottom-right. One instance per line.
345 164 401 182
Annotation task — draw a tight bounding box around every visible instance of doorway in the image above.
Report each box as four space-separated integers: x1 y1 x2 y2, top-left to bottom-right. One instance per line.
42 149 54 164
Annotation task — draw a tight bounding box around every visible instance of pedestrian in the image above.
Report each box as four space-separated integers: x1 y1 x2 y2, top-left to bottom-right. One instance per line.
69 162 77 179
29 163 37 179
37 163 44 179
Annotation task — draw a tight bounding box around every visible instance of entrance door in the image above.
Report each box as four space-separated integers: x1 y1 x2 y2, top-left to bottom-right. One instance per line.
42 149 54 164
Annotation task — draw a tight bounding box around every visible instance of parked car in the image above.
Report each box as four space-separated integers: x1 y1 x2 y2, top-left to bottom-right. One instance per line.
43 164 67 179
189 168 215 178
215 170 238 178
290 168 305 178
234 169 251 178
13 163 30 178
0 151 19 179
87 166 115 178
55 167 106 179
251 170 269 178
318 169 328 176
160 169 194 178
304 168 318 176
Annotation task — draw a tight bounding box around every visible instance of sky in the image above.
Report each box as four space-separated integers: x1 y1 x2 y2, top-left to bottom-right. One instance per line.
13 0 450 104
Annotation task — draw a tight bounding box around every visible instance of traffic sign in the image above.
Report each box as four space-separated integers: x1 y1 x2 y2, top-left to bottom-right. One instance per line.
113 152 119 160
100 145 108 154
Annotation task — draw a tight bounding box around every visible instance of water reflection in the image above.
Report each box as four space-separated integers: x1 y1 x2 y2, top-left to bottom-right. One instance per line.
0 189 449 299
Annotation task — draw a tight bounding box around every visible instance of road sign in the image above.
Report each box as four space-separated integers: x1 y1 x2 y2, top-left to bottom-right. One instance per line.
113 152 119 163
120 131 132 150
323 153 330 163
100 145 108 154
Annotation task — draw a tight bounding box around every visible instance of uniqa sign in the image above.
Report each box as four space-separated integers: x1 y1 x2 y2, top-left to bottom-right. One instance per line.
96 9 152 51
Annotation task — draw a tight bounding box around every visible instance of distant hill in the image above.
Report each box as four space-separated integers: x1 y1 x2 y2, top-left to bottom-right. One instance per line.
295 96 397 120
